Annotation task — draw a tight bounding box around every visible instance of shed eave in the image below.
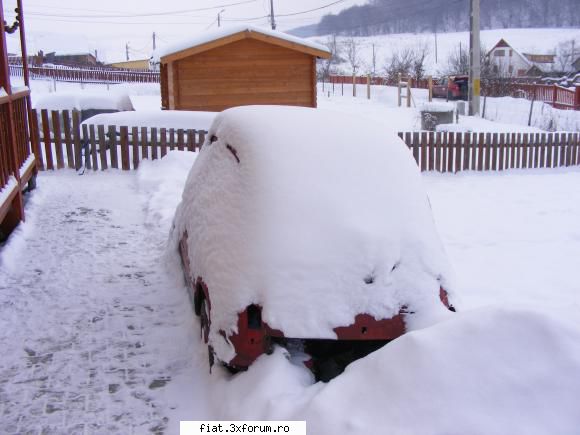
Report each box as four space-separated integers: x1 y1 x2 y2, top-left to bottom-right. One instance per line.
160 29 330 64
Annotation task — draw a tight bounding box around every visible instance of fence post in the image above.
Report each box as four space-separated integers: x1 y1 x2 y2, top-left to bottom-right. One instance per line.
428 76 433 102
552 85 557 108
367 74 371 99
397 73 402 107
352 74 356 97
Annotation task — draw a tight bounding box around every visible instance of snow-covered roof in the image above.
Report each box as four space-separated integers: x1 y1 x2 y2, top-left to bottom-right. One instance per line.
156 24 330 63
171 105 452 362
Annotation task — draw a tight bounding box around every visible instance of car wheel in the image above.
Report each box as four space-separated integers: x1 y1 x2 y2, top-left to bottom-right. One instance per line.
200 298 210 344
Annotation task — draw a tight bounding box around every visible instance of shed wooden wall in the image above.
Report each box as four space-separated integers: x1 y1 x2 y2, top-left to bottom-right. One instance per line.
164 38 317 112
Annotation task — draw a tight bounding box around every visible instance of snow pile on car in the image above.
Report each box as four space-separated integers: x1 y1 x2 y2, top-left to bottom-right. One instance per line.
171 105 454 361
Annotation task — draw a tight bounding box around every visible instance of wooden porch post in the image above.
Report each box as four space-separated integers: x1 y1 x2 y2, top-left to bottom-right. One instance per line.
0 0 25 228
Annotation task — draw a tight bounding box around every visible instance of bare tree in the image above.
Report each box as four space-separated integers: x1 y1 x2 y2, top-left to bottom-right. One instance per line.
319 34 343 80
384 45 428 82
556 39 579 72
344 37 361 76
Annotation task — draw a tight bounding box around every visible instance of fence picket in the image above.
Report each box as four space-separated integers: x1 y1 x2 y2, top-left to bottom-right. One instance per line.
462 133 470 171
511 133 519 169
411 132 419 167
557 133 565 167
132 127 140 170
440 132 448 173
572 133 580 165
98 125 107 170
61 110 74 169
491 133 498 170
427 132 434 171
151 128 159 160
187 130 195 152
546 133 553 168
29 109 44 170
419 132 427 171
108 125 118 169
447 132 455 173
169 128 176 151
141 127 148 160
89 125 98 171
198 130 206 151
160 128 168 157
49 110 64 169
498 133 505 171
41 110 54 170
120 126 130 170
177 129 185 151
435 132 442 172
81 124 90 170
72 111 82 171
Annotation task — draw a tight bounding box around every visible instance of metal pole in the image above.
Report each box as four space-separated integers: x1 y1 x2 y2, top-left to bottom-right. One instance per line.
153 32 156 50
270 0 276 30
469 0 481 116
126 43 129 61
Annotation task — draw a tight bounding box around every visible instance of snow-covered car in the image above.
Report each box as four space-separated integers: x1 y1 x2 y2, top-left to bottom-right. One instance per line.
171 106 455 379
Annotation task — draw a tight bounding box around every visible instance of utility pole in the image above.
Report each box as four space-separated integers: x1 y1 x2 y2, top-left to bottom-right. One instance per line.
435 31 438 63
126 43 129 61
372 43 376 76
469 0 481 116
153 32 156 50
218 9 225 27
270 0 276 30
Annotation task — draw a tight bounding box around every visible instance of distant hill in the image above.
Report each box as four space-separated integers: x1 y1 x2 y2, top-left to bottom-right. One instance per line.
291 0 580 36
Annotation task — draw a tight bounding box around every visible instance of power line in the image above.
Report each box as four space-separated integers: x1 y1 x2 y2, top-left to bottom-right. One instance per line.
224 0 349 22
25 0 258 19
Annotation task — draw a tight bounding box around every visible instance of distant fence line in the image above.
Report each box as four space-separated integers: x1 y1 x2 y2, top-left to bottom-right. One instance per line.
325 75 580 110
32 109 579 174
10 64 160 84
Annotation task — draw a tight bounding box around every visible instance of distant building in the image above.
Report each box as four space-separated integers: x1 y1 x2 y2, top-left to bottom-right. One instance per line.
487 39 556 77
107 59 150 70
39 51 99 67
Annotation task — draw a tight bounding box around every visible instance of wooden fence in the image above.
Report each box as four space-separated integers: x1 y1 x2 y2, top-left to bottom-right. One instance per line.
32 109 579 173
10 64 160 84
32 109 205 171
397 131 579 172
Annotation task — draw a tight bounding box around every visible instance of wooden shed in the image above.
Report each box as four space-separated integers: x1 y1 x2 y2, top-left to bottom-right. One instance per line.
158 26 330 112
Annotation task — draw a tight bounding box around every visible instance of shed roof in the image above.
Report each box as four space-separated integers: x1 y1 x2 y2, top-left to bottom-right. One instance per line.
157 24 330 64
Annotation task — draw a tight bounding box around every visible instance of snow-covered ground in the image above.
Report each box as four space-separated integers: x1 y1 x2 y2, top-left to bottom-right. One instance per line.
1 150 580 434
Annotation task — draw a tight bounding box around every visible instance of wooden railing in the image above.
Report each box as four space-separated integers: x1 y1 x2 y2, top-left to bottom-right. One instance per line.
9 64 160 84
33 109 579 174
0 88 35 189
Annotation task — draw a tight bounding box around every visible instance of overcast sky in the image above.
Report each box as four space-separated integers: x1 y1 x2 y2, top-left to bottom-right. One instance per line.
5 0 368 62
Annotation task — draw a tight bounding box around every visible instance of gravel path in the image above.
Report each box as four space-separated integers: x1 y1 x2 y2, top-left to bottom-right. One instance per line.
0 171 195 434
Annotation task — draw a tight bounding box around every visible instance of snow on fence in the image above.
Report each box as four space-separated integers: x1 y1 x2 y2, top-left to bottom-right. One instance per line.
32 109 579 173
32 109 205 171
9 64 160 84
